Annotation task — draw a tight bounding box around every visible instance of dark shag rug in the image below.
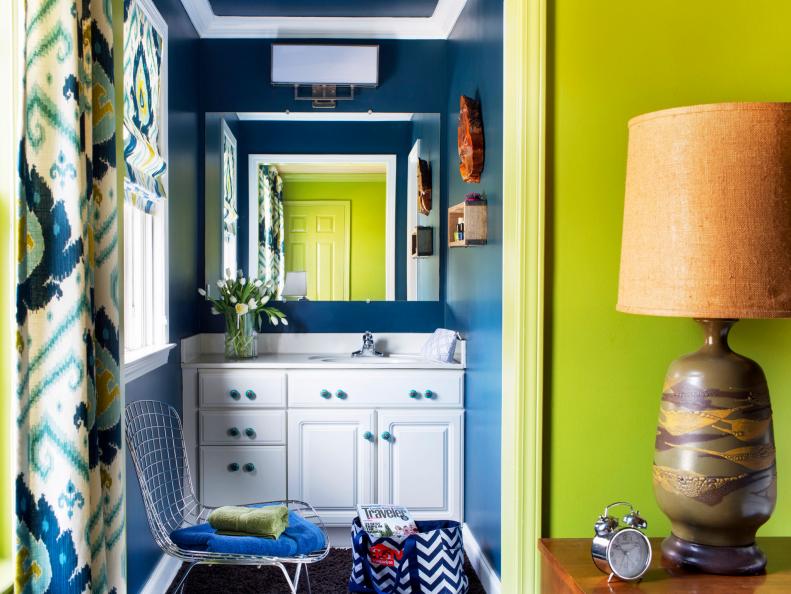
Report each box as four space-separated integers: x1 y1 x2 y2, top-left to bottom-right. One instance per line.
166 548 487 593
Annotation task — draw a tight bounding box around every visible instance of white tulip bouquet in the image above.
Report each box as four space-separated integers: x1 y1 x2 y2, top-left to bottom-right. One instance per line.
198 269 287 358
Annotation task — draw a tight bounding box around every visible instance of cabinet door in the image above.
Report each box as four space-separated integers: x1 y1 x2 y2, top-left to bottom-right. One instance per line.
200 446 287 507
288 409 376 525
377 410 463 522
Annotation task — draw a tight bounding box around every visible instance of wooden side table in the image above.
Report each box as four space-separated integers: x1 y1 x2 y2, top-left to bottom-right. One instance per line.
539 538 791 593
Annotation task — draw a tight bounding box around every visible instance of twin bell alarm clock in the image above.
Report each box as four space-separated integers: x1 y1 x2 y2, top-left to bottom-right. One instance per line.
592 501 651 582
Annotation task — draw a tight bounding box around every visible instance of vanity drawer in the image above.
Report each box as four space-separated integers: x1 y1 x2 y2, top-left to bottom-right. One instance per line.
200 410 286 445
199 370 286 408
288 370 464 408
200 446 287 507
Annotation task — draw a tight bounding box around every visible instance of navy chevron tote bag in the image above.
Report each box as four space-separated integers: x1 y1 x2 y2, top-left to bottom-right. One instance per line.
349 518 470 594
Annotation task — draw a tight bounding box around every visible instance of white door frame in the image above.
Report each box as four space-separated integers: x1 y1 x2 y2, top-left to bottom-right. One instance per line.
406 140 420 301
248 153 397 300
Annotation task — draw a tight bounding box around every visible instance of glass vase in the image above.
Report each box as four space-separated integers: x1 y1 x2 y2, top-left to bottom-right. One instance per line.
225 313 258 359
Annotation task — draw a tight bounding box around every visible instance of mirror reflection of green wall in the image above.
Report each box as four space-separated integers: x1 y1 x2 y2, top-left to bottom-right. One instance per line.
283 173 386 301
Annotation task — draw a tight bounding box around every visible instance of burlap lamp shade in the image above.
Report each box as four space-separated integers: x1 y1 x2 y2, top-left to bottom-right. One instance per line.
618 102 791 318
616 102 791 576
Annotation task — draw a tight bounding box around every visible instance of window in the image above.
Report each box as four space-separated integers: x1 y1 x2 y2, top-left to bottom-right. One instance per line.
123 0 173 381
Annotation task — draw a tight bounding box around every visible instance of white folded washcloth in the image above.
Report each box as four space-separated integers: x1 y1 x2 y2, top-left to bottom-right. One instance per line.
421 329 459 364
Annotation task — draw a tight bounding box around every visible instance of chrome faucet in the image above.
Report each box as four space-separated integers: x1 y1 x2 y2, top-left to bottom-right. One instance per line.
352 331 384 357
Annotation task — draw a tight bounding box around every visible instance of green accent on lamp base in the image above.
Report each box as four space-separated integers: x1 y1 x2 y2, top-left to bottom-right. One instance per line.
654 319 775 574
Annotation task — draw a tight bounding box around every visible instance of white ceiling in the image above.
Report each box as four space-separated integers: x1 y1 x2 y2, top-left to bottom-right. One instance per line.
179 0 468 39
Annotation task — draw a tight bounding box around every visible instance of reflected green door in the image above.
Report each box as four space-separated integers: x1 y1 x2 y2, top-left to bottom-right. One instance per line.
284 201 350 301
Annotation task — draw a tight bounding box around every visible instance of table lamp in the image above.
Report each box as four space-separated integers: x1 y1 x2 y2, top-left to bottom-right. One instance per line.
617 103 791 575
283 271 308 301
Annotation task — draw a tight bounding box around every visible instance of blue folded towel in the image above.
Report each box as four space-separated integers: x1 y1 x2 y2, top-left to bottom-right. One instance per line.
170 511 325 557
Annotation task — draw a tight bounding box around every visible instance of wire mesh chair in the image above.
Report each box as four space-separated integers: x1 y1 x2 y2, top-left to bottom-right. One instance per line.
125 399 330 593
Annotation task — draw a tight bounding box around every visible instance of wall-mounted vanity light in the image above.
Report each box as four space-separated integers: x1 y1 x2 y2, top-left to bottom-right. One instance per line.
271 44 379 109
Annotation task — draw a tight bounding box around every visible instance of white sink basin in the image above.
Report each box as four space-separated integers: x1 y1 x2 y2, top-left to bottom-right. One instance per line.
308 354 423 364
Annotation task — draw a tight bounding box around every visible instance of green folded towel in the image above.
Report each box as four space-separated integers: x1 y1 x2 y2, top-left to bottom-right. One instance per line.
207 505 289 539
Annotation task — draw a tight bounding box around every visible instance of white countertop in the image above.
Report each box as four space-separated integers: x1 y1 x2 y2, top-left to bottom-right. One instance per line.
180 333 466 369
182 352 464 370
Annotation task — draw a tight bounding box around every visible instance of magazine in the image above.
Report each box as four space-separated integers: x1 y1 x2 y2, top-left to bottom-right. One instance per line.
357 504 419 538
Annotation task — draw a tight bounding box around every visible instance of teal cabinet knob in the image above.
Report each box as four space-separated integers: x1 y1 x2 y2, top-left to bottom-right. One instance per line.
381 431 392 442
409 390 420 399
227 463 240 472
336 389 347 399
320 389 332 399
245 389 257 400
229 389 241 400
363 431 374 441
228 427 240 437
244 427 256 438
243 463 256 473
424 390 434 399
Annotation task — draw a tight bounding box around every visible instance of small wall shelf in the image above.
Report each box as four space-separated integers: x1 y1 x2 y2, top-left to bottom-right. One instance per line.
448 201 487 247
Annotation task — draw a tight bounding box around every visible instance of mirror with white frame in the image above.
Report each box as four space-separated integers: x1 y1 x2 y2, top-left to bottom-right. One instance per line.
205 112 441 302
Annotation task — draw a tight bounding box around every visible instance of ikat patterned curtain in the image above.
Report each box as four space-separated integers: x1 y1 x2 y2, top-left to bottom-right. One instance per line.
222 126 238 275
16 0 124 591
258 165 285 298
123 0 166 214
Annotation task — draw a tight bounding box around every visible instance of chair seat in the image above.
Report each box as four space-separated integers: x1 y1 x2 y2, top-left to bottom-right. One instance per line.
170 511 326 558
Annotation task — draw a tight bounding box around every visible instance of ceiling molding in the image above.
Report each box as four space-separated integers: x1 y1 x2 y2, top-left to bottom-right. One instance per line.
180 0 467 39
280 172 387 183
236 112 416 122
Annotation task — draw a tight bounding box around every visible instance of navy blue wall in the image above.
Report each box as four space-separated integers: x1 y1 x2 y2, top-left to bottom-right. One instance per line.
124 0 202 591
444 0 503 574
199 39 447 114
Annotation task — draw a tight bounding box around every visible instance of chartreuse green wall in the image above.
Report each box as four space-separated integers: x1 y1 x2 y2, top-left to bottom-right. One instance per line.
548 0 791 538
0 0 16 585
282 174 386 301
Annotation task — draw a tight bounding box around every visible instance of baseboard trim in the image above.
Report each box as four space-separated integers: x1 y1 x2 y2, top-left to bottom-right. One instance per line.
140 553 182 594
463 523 501 594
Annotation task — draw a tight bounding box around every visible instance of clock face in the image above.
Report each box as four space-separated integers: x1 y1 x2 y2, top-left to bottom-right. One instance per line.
608 529 651 580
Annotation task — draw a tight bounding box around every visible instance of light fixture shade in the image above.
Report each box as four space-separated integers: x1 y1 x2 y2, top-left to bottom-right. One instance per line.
283 271 307 298
617 102 791 319
271 44 379 87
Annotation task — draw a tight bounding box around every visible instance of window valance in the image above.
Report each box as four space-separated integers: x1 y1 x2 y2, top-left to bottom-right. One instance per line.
123 0 166 213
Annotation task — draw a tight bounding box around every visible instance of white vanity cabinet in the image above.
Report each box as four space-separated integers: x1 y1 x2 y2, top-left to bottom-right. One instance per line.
181 334 465 527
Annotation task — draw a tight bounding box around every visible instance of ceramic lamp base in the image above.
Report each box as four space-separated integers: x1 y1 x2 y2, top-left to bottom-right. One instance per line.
662 535 766 575
653 319 777 575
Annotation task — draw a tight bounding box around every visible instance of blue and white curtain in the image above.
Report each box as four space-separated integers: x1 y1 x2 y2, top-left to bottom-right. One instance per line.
123 0 166 214
222 125 238 275
258 165 285 297
16 0 124 591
